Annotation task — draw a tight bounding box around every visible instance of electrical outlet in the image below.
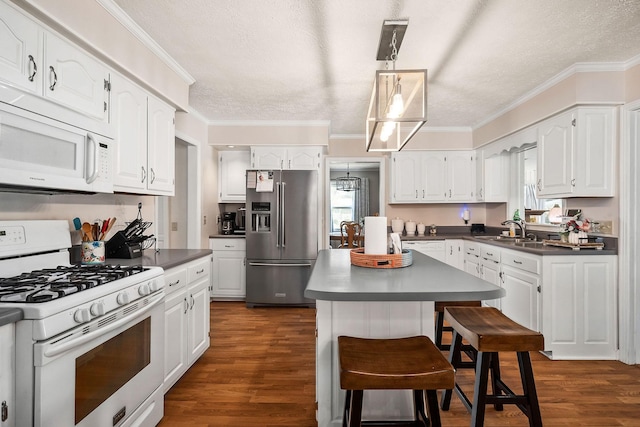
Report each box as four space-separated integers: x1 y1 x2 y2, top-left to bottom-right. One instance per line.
203 215 207 225
171 222 178 231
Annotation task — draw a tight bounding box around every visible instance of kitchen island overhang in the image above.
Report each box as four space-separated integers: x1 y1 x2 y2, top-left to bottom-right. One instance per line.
305 249 505 302
306 249 505 427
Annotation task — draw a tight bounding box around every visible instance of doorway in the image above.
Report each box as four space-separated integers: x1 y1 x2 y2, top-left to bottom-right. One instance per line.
324 157 385 249
156 132 202 249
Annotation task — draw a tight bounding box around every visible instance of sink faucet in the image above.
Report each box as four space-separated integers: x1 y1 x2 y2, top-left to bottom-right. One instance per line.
501 219 526 238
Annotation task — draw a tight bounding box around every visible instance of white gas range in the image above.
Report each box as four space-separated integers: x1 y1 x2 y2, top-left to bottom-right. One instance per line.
0 220 165 427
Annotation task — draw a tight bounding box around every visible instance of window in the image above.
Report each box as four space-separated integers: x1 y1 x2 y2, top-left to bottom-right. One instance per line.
330 180 356 232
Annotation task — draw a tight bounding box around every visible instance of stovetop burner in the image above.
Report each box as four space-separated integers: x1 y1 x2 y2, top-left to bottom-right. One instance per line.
0 264 147 303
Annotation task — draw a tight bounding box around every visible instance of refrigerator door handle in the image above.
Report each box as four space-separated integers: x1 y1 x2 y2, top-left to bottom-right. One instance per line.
249 262 312 267
276 181 281 248
281 181 286 248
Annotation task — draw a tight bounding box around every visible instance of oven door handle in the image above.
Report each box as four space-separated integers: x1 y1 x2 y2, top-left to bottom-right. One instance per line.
43 294 163 359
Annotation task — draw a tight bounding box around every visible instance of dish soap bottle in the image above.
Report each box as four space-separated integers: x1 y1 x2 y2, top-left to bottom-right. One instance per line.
509 222 516 237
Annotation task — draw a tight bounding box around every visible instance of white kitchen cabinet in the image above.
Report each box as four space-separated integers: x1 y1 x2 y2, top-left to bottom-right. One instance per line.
479 245 502 309
475 150 484 202
0 1 109 123
403 240 446 262
0 323 15 427
537 107 615 198
500 248 540 332
112 73 175 195
445 239 465 270
218 151 250 202
209 238 246 300
464 241 481 278
484 152 510 202
43 31 109 122
542 255 617 360
250 146 321 170
163 256 211 392
0 0 40 94
390 151 475 203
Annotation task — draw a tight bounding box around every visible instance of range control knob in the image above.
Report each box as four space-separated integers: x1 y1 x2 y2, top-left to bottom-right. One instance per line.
73 308 91 323
90 302 105 316
116 291 130 305
148 280 160 292
138 284 151 296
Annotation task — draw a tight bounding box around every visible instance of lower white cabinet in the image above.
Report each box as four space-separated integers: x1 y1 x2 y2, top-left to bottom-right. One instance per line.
541 255 617 360
445 239 465 270
403 240 446 262
500 249 541 332
0 323 15 427
163 256 211 392
479 245 502 310
209 238 246 300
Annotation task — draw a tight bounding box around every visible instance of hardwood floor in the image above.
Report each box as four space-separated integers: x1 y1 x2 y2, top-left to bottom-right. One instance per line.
160 301 640 426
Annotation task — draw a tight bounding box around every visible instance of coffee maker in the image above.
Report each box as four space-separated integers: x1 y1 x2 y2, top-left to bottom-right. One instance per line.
221 212 236 235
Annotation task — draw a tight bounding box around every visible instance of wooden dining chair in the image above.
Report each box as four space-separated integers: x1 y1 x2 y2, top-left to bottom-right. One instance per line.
339 221 363 248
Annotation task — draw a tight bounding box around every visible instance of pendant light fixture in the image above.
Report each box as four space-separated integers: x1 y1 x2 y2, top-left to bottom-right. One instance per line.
336 163 361 192
366 19 428 152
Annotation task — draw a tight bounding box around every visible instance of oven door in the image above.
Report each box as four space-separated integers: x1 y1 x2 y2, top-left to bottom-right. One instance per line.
32 292 164 427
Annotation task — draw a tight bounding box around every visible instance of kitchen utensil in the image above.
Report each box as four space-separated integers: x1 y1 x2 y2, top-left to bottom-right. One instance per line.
73 217 82 231
81 222 92 242
101 217 116 240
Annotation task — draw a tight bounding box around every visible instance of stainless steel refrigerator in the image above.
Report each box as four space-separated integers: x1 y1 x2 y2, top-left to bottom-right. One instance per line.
245 169 318 307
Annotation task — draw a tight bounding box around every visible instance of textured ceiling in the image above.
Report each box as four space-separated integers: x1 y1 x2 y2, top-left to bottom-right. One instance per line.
113 0 640 135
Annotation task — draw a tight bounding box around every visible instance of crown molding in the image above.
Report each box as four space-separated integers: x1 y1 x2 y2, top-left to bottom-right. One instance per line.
473 59 632 130
96 0 195 85
208 119 331 127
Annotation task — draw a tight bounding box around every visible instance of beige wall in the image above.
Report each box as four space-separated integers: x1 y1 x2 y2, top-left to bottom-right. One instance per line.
208 123 330 146
626 62 640 102
0 192 155 245
18 0 190 109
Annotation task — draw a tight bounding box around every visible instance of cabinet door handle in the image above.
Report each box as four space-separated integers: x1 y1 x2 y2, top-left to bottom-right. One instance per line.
415 190 418 198
190 295 195 310
513 260 523 265
422 189 425 198
571 178 576 187
537 179 542 191
141 166 147 183
48 66 57 90
196 268 204 275
28 55 37 82
449 189 452 198
183 297 189 314
169 279 180 287
150 167 156 184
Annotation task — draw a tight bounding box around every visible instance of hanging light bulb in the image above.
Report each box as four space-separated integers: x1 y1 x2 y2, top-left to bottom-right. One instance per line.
387 83 403 118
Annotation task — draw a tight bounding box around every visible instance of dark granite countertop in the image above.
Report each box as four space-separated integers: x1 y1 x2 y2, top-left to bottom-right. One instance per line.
107 249 212 270
209 234 245 239
0 308 23 327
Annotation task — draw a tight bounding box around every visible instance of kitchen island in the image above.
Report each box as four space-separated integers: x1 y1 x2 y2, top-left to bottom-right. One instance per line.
305 249 504 427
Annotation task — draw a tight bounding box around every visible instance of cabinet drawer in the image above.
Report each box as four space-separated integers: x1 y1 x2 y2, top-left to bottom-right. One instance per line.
210 238 246 251
501 250 540 274
164 267 187 295
465 241 480 256
188 258 211 283
480 245 500 263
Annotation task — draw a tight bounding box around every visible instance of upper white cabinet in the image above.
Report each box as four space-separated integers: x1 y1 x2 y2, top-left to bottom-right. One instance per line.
0 1 109 122
251 146 321 170
483 152 510 202
112 73 175 195
43 32 109 122
219 151 250 202
390 151 476 203
537 107 615 198
0 0 40 94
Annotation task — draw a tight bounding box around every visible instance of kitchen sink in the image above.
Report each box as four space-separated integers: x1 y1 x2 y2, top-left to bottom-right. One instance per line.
473 235 534 243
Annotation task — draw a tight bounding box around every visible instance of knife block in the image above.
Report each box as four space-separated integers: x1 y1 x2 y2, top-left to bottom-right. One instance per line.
106 231 143 258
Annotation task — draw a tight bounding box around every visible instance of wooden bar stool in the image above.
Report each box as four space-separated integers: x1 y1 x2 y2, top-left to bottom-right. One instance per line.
434 300 481 351
338 335 454 427
440 307 544 427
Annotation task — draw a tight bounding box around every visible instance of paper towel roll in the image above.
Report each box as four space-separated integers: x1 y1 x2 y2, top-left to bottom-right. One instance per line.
364 216 387 255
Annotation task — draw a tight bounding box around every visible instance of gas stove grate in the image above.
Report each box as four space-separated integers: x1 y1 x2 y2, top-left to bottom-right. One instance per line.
0 264 147 303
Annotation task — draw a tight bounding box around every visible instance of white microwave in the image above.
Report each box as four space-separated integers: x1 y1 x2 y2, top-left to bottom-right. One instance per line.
0 102 113 194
